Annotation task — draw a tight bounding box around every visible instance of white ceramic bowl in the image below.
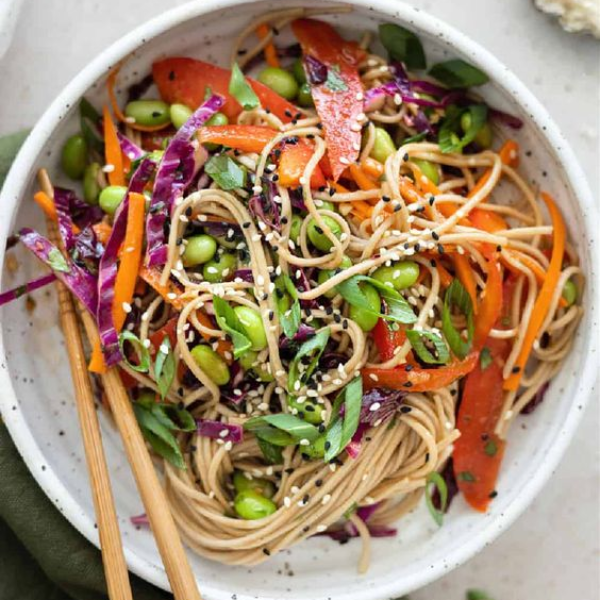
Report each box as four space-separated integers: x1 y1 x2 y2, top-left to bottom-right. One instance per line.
0 1 598 599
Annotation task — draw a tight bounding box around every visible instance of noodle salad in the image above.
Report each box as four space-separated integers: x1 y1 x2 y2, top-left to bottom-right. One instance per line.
3 7 584 572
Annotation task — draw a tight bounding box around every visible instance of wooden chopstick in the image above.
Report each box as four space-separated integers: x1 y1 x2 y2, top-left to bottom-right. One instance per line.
38 169 202 600
39 174 133 600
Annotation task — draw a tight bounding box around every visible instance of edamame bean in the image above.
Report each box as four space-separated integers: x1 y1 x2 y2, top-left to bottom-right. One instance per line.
562 279 578 306
412 159 439 185
257 67 298 100
83 162 102 205
289 214 303 244
234 306 267 351
182 235 217 267
460 112 493 149
99 185 127 216
371 261 420 291
370 127 396 164
348 283 380 332
317 200 336 212
234 489 277 520
169 103 193 130
190 345 230 386
317 255 352 298
292 58 307 84
307 215 342 252
202 252 237 283
125 100 171 127
288 396 323 425
206 112 229 127
302 435 326 459
296 83 314 107
61 134 88 180
233 471 276 499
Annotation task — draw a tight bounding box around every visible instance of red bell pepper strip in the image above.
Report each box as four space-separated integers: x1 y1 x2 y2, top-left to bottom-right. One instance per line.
372 318 406 362
198 125 326 188
291 18 365 181
453 337 509 512
277 141 327 188
362 352 479 393
148 316 179 356
152 58 297 123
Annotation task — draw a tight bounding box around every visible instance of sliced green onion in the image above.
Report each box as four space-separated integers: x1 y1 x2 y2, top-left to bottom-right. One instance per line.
442 278 474 359
118 331 151 373
229 62 260 110
439 104 488 154
205 154 247 190
424 471 448 526
324 377 363 462
213 296 252 358
429 59 489 89
154 336 176 399
406 329 450 365
379 23 426 70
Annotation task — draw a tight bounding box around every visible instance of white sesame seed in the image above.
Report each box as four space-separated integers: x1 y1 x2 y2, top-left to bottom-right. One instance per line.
299 438 310 446
102 164 115 173
284 496 291 507
224 441 233 451
316 524 327 533
369 402 381 412
322 494 332 505
142 339 151 348
121 302 132 313
167 292 177 300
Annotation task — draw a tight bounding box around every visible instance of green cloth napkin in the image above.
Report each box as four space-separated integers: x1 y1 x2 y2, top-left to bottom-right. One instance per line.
0 133 172 600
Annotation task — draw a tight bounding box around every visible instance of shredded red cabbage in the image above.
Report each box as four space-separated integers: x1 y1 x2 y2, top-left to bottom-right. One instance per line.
317 502 397 543
522 381 549 414
360 388 406 426
0 273 57 307
19 228 98 314
248 180 282 232
233 268 254 283
145 94 224 267
279 324 316 351
490 107 524 130
345 423 368 459
116 131 145 161
130 513 150 527
304 55 328 85
197 419 243 443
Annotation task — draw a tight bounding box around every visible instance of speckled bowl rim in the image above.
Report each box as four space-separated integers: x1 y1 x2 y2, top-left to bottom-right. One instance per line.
0 0 598 598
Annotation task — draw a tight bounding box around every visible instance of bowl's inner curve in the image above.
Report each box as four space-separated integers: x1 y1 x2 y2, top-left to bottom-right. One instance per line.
0 1 595 598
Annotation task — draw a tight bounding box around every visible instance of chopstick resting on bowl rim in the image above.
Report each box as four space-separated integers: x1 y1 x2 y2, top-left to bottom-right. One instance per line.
37 169 202 600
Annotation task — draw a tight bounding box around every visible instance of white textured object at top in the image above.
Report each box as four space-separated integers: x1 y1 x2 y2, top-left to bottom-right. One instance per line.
534 0 600 37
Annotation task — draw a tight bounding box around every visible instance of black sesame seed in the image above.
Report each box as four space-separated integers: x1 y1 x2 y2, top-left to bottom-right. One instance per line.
489 490 498 499
168 70 176 81
400 406 412 413
511 366 521 374
237 49 248 55
403 153 409 162
437 243 445 254
342 319 349 330
403 381 413 388
393 204 402 212
302 494 310 503
328 187 336 197
430 259 437 267
431 231 440 241
496 245 502 252
268 310 274 321
263 548 271 556
281 216 289 225
284 109 293 118
242 221 251 229
382 195 391 203
405 364 413 371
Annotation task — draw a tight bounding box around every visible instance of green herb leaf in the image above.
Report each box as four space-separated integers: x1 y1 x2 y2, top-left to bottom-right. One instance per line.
457 470 476 482
479 347 492 370
288 328 330 390
406 329 450 365
118 331 151 373
324 65 348 92
439 104 488 154
151 403 196 432
47 248 70 273
257 437 284 464
335 275 417 325
275 273 301 339
213 296 252 358
154 336 176 399
466 590 495 600
245 413 320 445
484 439 498 457
133 402 185 469
229 62 260 110
424 471 448 526
429 59 489 89
379 23 426 70
324 377 363 462
80 97 104 153
442 278 475 359
205 154 247 190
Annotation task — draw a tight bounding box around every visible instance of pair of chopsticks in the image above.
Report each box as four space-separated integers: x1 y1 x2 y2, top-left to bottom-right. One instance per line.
38 170 201 600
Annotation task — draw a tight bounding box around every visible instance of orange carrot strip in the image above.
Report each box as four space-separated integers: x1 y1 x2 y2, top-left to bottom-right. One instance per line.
89 192 145 373
107 64 171 133
102 106 125 187
33 191 81 234
139 265 186 311
349 163 378 191
361 157 384 179
504 193 566 390
256 24 280 68
92 222 113 246
453 253 479 313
